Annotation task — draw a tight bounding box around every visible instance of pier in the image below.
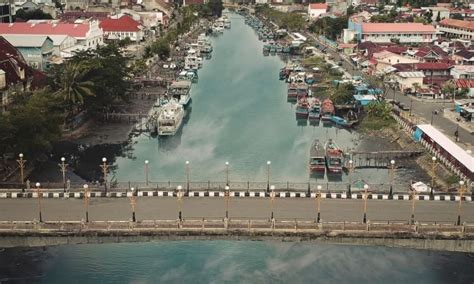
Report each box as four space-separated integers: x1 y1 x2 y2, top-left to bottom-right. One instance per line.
348 150 424 168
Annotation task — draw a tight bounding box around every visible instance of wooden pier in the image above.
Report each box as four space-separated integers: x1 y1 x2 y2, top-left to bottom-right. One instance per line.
348 150 424 168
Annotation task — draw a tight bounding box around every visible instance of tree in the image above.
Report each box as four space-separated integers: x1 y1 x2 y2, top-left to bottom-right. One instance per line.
53 61 95 115
151 39 170 59
207 0 223 17
366 101 392 121
15 8 52 21
331 83 355 104
435 11 441 22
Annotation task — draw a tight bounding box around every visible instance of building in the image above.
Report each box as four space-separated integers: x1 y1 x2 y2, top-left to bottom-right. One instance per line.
0 20 104 49
438 19 474 40
307 3 327 19
100 15 143 42
453 50 474 65
421 6 450 23
451 65 474 79
394 71 425 91
0 2 12 23
372 50 419 75
2 35 53 71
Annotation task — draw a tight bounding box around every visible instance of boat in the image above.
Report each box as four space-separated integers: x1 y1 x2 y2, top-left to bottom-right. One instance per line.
287 83 298 99
321 99 335 121
157 99 184 136
331 110 358 128
308 98 321 120
325 139 343 174
167 80 192 106
309 139 326 173
177 70 198 83
296 96 310 118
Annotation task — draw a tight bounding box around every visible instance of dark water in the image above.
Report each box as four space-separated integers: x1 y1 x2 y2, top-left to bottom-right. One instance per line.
1 242 473 283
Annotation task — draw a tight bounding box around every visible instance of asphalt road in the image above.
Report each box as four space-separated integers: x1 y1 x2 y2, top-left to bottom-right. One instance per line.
1 198 473 223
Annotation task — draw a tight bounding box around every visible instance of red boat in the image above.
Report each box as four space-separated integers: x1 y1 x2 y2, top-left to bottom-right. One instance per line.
321 98 335 121
287 83 298 99
325 139 343 174
296 96 310 118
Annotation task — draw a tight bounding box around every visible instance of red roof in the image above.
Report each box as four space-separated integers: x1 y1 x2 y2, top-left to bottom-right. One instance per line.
455 79 474 89
361 23 436 33
100 16 141 32
0 22 90 38
185 0 204 5
309 3 327 10
439 19 474 31
415 62 453 70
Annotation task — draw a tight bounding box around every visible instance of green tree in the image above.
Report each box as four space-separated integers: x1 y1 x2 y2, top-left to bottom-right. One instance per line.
331 83 355 104
151 39 170 59
207 0 223 17
15 8 53 21
435 11 441 22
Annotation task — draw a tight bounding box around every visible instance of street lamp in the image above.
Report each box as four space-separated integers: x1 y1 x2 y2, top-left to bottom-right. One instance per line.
83 184 90 222
130 187 137 222
389 160 395 197
431 156 437 197
363 184 369 224
410 189 417 225
266 161 271 192
224 161 230 186
34 182 43 222
224 185 230 219
348 160 353 196
59 157 68 193
144 160 149 187
100 157 109 194
316 185 322 223
16 153 26 185
185 161 190 193
457 180 465 226
177 185 183 221
269 185 275 220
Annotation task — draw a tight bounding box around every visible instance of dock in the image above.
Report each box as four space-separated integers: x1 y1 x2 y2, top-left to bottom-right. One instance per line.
348 150 424 168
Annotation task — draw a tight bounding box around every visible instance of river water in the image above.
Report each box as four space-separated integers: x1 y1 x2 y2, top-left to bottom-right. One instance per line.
1 15 472 283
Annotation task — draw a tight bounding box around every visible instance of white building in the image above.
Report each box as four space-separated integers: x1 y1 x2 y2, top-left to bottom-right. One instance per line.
438 19 474 41
307 3 327 19
355 23 436 44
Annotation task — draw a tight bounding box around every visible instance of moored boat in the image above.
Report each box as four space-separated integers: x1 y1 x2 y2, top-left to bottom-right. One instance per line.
296 96 310 118
157 99 184 136
309 139 326 173
325 139 343 174
287 83 298 99
308 98 321 120
321 98 335 121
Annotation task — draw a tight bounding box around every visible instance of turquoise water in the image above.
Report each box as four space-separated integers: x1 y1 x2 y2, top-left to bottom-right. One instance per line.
2 241 473 283
110 14 415 185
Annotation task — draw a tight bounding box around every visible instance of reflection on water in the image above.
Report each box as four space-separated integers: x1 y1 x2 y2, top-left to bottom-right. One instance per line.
1 241 473 283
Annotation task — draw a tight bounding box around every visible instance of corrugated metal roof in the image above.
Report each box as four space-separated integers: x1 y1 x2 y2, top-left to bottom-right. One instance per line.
417 124 474 173
2 35 52 47
397 71 425 78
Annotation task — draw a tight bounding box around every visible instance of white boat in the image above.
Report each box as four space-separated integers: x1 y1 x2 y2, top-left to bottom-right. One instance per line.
157 99 184 136
168 80 192 106
184 49 203 70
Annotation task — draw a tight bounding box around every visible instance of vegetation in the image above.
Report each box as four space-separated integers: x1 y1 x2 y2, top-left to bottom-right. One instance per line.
360 102 396 130
15 8 52 21
255 5 305 31
309 16 348 41
331 83 355 105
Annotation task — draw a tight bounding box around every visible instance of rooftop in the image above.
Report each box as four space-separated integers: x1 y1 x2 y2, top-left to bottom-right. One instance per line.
439 19 474 31
0 22 91 38
100 15 141 32
2 35 52 48
309 3 328 10
361 23 436 33
397 71 425 78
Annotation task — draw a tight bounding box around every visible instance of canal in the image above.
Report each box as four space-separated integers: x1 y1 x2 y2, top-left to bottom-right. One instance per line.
107 14 419 186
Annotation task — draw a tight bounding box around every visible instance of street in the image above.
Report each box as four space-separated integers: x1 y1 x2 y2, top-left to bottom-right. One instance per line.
1 197 473 223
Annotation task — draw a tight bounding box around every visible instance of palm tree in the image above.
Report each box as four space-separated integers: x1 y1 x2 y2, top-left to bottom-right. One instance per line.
55 61 95 114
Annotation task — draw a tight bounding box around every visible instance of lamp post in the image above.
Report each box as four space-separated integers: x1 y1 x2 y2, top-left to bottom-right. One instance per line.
363 184 369 224
17 153 26 185
410 189 417 225
457 180 465 226
269 185 275 220
83 184 90 222
100 157 109 194
225 161 229 186
34 182 43 222
144 160 149 187
431 156 437 197
348 160 353 196
266 161 271 192
316 185 322 223
129 187 137 222
185 161 190 194
177 185 183 221
389 160 395 197
59 157 68 192
224 185 230 219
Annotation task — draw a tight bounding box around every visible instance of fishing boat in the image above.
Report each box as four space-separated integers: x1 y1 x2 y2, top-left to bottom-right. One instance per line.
321 99 335 121
177 70 198 83
296 84 308 98
325 139 343 174
309 139 326 173
296 96 310 118
167 80 192 106
331 110 358 127
287 83 298 99
308 98 321 120
157 99 184 136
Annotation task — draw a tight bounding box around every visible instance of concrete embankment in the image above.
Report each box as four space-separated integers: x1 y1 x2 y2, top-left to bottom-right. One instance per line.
1 221 474 253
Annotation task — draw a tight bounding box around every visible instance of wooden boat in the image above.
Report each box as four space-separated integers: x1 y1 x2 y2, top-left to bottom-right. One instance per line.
309 139 326 173
321 99 335 121
296 96 310 118
308 98 321 120
325 139 343 174
287 83 298 99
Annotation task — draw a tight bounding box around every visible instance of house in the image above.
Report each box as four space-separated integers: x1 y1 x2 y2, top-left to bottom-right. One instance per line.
0 20 104 49
451 65 474 79
394 71 425 91
454 79 474 97
2 35 54 71
307 3 327 19
438 19 474 40
0 37 46 112
412 45 449 62
372 50 418 75
453 50 474 65
344 22 437 44
100 15 143 42
421 6 450 23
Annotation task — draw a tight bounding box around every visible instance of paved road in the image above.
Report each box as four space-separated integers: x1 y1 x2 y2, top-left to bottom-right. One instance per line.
307 33 473 148
1 198 473 223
